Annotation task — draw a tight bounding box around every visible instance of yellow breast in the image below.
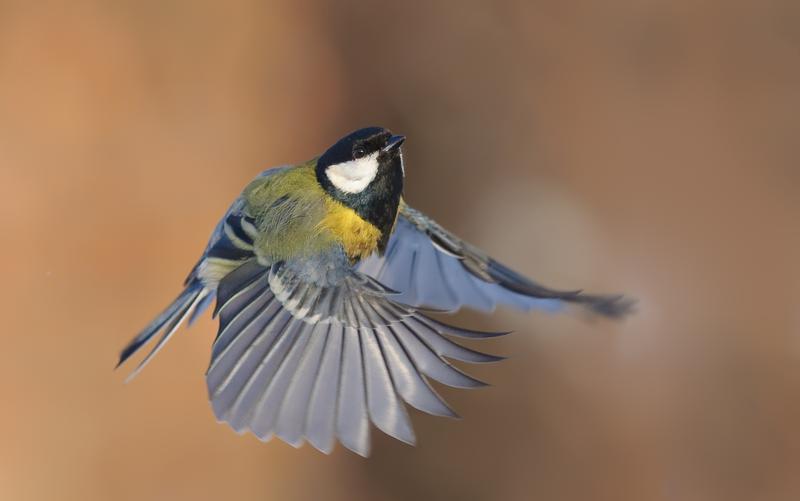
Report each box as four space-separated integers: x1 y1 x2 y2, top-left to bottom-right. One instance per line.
319 197 382 261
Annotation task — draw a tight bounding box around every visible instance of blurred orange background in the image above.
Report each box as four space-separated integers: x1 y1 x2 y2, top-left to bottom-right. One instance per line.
1 1 799 500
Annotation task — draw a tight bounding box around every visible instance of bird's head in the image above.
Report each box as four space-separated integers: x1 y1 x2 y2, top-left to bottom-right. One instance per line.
316 126 405 197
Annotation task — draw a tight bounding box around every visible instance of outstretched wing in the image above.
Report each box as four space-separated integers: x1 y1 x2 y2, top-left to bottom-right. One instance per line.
207 258 505 457
357 204 633 317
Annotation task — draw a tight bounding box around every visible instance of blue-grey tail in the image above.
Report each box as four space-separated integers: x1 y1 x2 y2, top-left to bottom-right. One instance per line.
117 280 211 381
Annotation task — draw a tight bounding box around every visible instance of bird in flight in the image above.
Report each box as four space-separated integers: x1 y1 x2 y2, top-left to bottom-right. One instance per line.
118 127 632 457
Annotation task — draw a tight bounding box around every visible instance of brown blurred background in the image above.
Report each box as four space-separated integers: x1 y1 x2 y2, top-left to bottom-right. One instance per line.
1 1 799 500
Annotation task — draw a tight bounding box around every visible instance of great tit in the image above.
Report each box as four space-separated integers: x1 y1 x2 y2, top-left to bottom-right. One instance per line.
118 126 632 457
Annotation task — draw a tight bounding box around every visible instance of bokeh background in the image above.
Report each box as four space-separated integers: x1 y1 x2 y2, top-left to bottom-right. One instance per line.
1 1 799 500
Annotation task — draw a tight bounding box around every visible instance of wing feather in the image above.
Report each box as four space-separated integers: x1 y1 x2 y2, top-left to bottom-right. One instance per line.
208 301 285 419
249 320 312 440
374 326 456 418
336 325 370 456
357 206 634 317
207 292 277 387
305 323 343 454
275 322 329 446
207 259 503 456
224 309 293 432
389 323 488 389
210 280 272 363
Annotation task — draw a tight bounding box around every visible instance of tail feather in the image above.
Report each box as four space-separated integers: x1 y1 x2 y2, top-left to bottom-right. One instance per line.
188 292 215 326
117 282 208 380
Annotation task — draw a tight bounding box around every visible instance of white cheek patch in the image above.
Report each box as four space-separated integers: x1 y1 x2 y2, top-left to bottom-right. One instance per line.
326 153 380 193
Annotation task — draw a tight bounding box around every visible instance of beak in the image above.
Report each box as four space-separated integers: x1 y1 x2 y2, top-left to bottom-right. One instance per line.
382 135 406 153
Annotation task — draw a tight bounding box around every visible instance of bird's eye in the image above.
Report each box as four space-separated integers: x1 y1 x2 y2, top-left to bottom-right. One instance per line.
353 147 367 159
